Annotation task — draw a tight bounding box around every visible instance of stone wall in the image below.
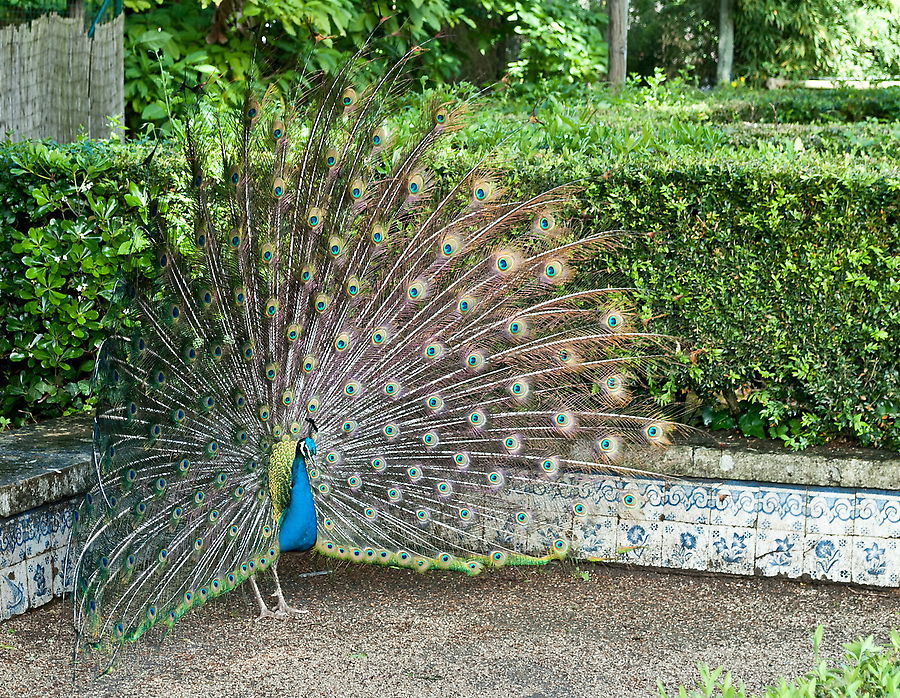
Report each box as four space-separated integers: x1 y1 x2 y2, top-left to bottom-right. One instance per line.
1 417 899 621
0 498 77 619
0 417 91 620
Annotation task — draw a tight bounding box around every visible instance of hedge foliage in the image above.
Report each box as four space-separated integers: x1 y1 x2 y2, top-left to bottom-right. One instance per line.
0 141 150 426
1 87 898 450
707 86 900 124
439 92 900 449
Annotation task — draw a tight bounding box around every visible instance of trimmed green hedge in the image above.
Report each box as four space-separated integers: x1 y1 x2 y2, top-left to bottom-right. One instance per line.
435 113 900 450
0 140 150 426
593 160 900 449
1 96 898 450
708 87 900 124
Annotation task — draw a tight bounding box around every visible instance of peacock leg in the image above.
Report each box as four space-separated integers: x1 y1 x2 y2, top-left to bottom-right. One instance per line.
271 560 306 617
250 575 277 620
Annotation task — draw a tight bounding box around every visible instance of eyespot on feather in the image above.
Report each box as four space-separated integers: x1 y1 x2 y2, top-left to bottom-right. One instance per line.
245 98 259 122
471 179 493 203
371 127 387 148
534 212 557 234
406 173 424 196
603 310 627 332
327 236 344 257
370 223 386 245
440 235 461 257
307 207 323 228
541 258 569 284
407 279 426 301
507 317 529 338
493 249 519 274
349 179 365 200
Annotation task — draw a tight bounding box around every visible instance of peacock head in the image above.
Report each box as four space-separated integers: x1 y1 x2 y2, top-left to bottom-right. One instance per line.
304 418 318 455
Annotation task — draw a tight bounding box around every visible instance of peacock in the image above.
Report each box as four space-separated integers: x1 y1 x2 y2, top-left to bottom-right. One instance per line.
71 46 682 651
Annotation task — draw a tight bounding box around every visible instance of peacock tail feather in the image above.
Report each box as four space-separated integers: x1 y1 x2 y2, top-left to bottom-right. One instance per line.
71 48 683 649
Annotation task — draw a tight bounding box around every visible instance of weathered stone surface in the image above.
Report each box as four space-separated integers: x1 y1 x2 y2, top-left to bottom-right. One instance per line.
637 437 900 491
0 415 93 518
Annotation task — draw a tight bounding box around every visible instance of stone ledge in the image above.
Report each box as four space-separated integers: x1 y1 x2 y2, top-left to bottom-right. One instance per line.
0 415 93 519
630 438 900 491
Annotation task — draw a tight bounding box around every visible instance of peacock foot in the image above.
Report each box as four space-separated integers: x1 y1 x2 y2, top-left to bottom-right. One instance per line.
255 606 280 621
274 597 307 618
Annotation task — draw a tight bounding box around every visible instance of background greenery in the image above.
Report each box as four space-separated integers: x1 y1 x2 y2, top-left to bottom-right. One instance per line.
630 0 900 84
1 81 898 449
119 0 900 136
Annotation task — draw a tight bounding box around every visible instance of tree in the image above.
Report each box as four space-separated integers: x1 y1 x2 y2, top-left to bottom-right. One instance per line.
608 0 628 86
716 0 734 83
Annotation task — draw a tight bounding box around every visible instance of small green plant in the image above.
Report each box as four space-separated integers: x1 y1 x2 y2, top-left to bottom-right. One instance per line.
657 628 900 697
573 567 591 581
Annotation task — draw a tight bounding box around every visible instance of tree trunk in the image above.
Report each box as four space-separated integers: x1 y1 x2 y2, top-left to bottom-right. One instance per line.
607 0 628 88
717 0 734 85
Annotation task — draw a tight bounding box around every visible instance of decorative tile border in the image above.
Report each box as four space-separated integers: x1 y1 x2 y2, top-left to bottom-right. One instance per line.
481 475 900 589
1 498 76 621
551 474 900 588
5 474 900 622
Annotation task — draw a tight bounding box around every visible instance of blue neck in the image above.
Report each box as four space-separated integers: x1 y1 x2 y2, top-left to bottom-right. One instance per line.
277 438 318 552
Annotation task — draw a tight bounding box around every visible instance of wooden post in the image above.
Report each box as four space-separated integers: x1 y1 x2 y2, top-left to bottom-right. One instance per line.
717 0 734 85
608 0 628 88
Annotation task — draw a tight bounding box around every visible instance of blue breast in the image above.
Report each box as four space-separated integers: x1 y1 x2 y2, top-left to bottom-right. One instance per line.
277 438 318 552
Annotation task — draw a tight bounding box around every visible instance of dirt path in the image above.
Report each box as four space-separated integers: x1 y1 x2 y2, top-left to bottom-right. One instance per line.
2 555 898 697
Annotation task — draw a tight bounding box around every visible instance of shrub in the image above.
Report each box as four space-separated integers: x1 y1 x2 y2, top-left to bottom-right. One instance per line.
430 96 900 450
708 87 900 124
0 140 153 425
1 91 898 450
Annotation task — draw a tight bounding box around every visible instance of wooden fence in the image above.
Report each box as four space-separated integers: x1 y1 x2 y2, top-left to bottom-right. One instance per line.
0 12 123 142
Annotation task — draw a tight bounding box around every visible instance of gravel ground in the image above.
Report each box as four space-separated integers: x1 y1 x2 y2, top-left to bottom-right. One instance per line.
2 555 899 698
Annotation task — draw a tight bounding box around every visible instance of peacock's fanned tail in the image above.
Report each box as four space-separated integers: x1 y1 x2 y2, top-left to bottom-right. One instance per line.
72 50 682 649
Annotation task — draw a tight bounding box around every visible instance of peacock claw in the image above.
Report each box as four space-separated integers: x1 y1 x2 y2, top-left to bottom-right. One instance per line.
275 599 307 617
255 607 279 621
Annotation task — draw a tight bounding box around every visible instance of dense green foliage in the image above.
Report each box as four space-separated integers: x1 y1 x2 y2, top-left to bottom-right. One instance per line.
706 86 900 124
441 86 900 450
1 84 898 450
658 628 900 697
0 141 151 426
630 0 900 84
122 0 607 134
